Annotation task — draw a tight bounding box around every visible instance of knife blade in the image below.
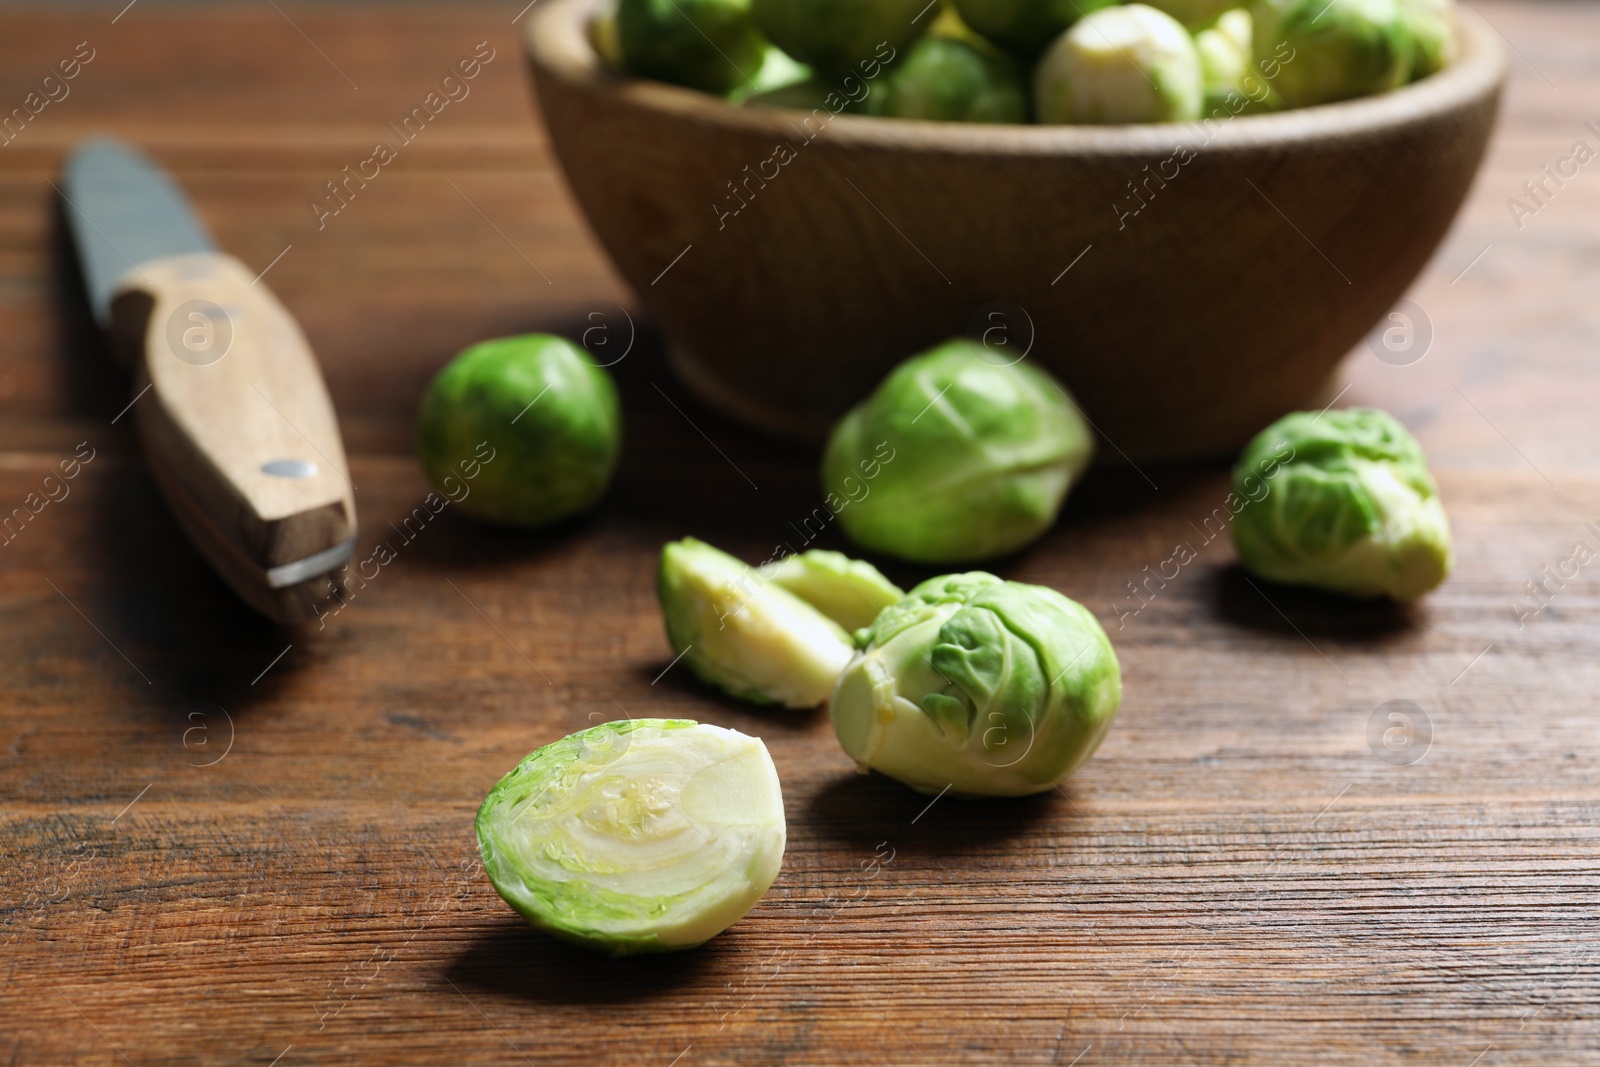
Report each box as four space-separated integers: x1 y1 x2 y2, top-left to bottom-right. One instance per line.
62 137 357 625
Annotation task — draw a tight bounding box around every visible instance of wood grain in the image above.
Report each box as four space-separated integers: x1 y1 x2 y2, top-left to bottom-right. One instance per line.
2 4 1600 1066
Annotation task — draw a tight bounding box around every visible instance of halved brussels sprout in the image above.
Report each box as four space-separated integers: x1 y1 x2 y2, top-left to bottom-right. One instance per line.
618 0 768 94
659 538 855 707
1034 4 1205 124
822 338 1094 564
1251 0 1413 108
767 549 904 632
830 573 1122 796
1231 408 1452 600
476 719 786 956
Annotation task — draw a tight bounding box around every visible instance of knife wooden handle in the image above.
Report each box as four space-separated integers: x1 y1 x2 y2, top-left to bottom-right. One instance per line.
107 252 356 624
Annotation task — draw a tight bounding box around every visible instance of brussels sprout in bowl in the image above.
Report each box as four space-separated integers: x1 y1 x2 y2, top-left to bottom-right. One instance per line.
1034 4 1205 125
525 0 1504 459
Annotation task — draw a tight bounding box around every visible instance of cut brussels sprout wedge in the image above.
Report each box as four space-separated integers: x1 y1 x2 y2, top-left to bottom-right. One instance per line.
766 549 904 632
830 572 1122 797
1231 408 1452 600
476 719 787 957
659 538 855 707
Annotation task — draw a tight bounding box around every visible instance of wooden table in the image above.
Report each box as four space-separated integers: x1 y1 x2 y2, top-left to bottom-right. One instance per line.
3 4 1598 1064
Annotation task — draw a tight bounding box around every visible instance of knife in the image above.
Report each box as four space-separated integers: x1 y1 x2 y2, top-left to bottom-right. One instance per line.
61 137 356 624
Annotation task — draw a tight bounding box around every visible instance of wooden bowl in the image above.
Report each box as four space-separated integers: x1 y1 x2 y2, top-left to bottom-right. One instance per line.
524 3 1505 460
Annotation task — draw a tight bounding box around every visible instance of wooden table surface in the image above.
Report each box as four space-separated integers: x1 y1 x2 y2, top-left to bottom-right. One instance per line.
3 3 1599 1064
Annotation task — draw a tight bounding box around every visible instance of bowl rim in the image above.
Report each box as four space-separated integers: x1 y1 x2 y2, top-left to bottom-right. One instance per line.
525 0 1505 156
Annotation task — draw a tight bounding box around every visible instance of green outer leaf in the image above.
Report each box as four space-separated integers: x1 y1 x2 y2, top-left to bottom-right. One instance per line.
864 572 1005 646
926 602 1045 736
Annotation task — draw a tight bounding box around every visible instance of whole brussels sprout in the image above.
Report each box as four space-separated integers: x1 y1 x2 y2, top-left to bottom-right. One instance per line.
658 538 856 707
823 339 1094 564
1034 4 1205 124
417 334 621 529
742 74 870 111
618 0 767 94
1144 0 1243 27
1398 0 1456 80
865 35 1029 123
950 0 1118 59
751 0 926 75
1251 0 1413 108
476 718 786 956
1196 8 1254 109
1231 408 1452 601
767 549 904 631
830 573 1122 796
591 9 626 69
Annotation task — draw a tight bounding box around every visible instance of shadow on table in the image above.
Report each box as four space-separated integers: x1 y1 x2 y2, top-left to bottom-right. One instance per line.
1061 459 1226 525
45 198 313 722
369 320 830 568
444 916 715 1004
804 770 1065 856
631 658 825 732
395 499 610 573
74 467 315 720
1208 563 1418 642
48 195 130 423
